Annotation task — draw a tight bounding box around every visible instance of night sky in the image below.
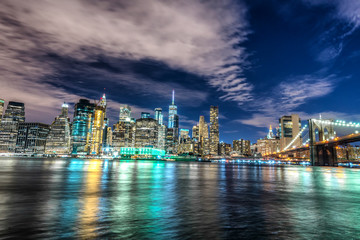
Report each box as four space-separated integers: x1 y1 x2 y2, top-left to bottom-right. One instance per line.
1 0 360 143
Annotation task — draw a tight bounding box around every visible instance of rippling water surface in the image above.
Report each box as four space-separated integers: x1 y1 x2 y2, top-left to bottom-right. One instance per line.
0 158 360 239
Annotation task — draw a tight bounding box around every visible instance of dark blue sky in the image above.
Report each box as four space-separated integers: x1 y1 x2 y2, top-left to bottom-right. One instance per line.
1 0 360 143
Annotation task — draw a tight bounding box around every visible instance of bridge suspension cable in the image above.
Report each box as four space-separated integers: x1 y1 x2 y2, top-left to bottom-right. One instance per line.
316 119 360 128
283 124 308 151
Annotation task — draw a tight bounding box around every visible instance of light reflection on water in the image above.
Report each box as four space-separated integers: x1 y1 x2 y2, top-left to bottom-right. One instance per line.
0 158 359 239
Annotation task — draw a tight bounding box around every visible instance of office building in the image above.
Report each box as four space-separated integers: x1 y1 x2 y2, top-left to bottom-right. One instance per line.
71 99 95 154
178 129 193 154
135 118 159 148
88 94 106 155
219 142 232 156
155 108 163 125
157 124 166 150
16 122 50 153
233 139 251 156
45 103 71 154
113 105 135 152
279 114 301 151
209 106 219 155
256 126 280 156
0 101 25 152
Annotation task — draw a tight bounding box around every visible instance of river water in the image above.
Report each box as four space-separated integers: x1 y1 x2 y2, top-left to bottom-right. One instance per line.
0 158 359 239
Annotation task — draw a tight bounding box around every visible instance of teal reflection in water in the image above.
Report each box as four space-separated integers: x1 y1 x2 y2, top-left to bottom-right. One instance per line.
0 159 360 239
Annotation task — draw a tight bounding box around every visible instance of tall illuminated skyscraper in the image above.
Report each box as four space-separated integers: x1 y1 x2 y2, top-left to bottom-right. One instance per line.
71 99 95 154
45 103 71 154
209 106 219 155
155 108 163 125
168 90 178 129
88 94 106 155
166 90 179 153
0 101 25 152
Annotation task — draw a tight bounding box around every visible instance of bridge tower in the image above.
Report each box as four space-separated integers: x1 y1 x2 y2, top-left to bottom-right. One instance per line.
308 119 337 166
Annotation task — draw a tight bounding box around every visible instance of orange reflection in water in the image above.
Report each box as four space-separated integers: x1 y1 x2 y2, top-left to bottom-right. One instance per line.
78 159 102 239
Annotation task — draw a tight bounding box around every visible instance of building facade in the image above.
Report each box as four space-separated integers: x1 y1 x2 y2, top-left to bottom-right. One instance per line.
88 95 107 155
16 122 50 153
135 118 159 148
256 126 280 156
155 108 163 125
71 99 95 154
0 101 25 152
209 106 219 155
233 139 251 156
279 114 301 151
219 142 232 156
45 103 71 154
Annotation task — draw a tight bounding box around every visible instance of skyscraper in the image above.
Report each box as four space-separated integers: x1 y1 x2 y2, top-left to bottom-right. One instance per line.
0 101 25 152
193 115 210 155
113 105 135 152
71 99 95 154
279 114 301 151
209 106 219 155
0 98 4 123
45 103 71 154
155 108 163 125
88 94 106 155
168 90 178 129
166 90 179 153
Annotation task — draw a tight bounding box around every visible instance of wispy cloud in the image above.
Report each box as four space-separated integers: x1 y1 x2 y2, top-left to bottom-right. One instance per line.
303 0 360 62
0 0 252 121
237 73 341 127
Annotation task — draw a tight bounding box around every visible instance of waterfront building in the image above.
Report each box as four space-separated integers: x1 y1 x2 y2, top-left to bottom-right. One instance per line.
141 112 151 119
199 115 210 155
45 103 71 154
71 99 95 154
0 101 25 152
112 121 135 151
256 126 280 156
0 98 4 123
88 94 106 155
233 139 251 156
157 124 166 150
120 147 165 157
279 114 301 151
16 122 50 153
135 118 159 148
178 129 193 154
166 127 178 153
219 142 232 156
112 106 135 153
209 106 219 155
155 108 163 125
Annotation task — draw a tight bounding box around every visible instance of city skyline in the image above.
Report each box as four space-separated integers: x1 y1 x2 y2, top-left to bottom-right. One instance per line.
1 1 360 143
